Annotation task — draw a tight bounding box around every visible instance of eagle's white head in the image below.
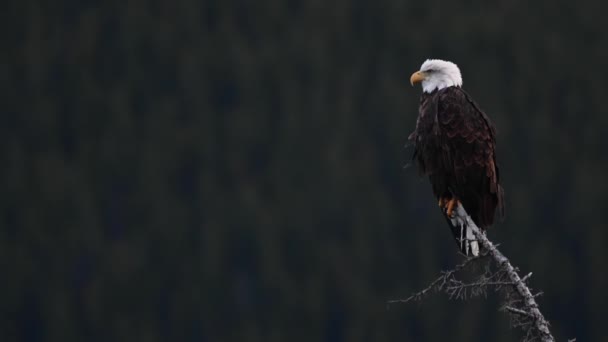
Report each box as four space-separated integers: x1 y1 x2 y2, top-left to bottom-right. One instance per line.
410 59 463 93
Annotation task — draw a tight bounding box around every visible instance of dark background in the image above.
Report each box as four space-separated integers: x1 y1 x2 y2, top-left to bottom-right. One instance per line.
3 1 607 341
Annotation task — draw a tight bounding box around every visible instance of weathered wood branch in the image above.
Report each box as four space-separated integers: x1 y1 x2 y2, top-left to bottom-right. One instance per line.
389 204 558 342
387 256 482 305
453 205 554 342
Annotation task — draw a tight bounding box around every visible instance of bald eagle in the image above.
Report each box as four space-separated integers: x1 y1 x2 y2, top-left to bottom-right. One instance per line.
409 59 504 256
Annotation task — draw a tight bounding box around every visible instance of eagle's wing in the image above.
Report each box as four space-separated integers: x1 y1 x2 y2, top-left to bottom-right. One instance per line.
437 88 504 228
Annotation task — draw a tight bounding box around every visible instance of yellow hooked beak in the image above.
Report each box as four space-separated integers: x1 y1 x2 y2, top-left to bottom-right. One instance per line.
410 71 427 86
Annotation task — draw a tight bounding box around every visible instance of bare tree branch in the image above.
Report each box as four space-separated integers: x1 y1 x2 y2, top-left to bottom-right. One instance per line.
390 204 559 342
387 255 482 305
503 306 533 318
455 205 555 342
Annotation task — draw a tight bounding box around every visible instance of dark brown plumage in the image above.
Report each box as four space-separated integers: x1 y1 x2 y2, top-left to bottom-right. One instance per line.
409 86 504 252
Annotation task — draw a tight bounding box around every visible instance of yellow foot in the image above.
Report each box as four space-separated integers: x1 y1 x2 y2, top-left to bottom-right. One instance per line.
445 198 460 218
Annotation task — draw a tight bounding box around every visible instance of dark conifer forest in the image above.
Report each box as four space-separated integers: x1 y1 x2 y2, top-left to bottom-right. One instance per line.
2 1 607 341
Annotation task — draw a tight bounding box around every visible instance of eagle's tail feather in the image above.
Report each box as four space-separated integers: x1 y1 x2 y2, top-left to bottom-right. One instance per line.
444 204 480 256
463 222 480 256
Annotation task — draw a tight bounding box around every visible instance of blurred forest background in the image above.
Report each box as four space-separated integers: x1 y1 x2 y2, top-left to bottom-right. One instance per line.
2 0 608 341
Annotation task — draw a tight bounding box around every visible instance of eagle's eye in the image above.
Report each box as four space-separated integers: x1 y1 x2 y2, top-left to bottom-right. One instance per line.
425 69 435 73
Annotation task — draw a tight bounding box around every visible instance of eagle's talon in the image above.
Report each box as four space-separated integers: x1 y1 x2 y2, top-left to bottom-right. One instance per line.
446 198 460 218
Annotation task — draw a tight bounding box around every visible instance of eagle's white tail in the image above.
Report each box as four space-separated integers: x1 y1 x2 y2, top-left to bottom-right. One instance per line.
449 204 480 256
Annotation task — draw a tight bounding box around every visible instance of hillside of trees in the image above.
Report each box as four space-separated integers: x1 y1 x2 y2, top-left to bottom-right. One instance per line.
2 1 607 341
